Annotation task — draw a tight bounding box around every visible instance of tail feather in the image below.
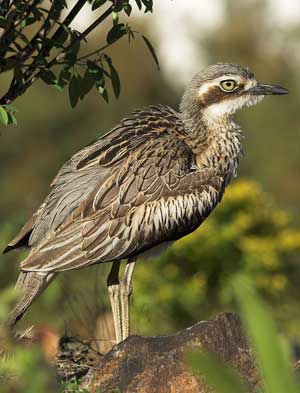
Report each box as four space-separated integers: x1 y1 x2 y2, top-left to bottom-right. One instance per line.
7 271 56 328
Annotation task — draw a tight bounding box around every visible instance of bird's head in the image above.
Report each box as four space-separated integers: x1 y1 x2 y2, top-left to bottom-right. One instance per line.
180 63 288 126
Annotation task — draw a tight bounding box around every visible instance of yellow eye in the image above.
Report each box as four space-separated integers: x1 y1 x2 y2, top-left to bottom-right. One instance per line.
220 79 237 92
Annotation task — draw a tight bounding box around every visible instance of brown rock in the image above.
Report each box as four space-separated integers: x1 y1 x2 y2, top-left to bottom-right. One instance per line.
56 312 260 393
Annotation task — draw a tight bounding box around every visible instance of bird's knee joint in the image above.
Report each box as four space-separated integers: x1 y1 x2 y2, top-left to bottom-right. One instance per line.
120 281 132 296
108 284 120 298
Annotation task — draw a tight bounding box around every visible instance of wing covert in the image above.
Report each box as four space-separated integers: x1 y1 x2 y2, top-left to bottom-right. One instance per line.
21 130 224 273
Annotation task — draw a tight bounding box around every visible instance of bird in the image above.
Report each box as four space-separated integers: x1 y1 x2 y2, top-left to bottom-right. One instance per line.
3 63 288 343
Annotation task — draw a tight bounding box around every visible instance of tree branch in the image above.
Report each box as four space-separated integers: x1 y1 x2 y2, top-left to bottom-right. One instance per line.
0 1 124 105
50 0 88 44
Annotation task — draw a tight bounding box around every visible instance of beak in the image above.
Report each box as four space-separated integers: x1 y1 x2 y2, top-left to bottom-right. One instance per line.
248 83 289 96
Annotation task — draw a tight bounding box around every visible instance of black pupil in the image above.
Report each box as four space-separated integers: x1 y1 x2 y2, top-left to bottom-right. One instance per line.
226 82 232 87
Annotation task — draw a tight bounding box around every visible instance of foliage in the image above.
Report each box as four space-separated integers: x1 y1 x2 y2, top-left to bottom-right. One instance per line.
187 276 299 393
0 0 158 124
0 287 93 393
132 180 300 338
0 288 59 393
62 377 88 393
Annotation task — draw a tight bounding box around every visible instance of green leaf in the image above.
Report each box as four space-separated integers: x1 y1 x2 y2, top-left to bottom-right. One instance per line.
134 0 142 9
92 0 106 11
58 68 72 87
79 69 95 99
87 61 104 86
2 104 18 113
142 35 159 69
39 69 57 85
106 23 127 44
187 351 247 393
98 86 109 103
232 275 298 393
24 17 36 26
0 106 9 126
65 31 81 65
110 64 120 98
123 3 132 16
55 25 69 46
69 75 80 108
51 84 63 92
112 11 119 25
104 56 120 98
7 112 18 125
87 61 107 102
141 0 153 12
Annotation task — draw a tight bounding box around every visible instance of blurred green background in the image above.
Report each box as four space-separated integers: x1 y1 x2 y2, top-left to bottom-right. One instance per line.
1 0 300 350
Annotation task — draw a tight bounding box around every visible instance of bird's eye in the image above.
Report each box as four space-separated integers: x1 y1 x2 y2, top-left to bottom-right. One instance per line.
220 80 237 92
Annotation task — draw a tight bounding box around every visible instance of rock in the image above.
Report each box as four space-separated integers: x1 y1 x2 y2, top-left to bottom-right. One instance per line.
56 312 260 393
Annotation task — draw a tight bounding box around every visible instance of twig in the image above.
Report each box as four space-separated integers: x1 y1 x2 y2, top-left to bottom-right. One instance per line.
0 0 125 105
50 0 87 44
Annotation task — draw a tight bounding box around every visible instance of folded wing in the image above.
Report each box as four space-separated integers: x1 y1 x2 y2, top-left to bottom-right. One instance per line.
7 105 224 273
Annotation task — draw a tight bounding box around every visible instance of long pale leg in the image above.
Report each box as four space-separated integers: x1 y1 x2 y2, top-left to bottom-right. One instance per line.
107 261 122 344
120 258 136 341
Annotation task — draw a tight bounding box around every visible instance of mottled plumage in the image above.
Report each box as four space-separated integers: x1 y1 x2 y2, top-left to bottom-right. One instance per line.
4 63 288 337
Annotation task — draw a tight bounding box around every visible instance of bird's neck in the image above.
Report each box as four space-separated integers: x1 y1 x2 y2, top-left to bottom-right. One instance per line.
181 108 244 180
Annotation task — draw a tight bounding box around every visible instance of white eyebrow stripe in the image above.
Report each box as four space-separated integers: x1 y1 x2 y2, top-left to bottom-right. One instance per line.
197 74 248 97
198 82 215 96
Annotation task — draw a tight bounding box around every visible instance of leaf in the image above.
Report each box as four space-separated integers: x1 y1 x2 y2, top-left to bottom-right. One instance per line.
24 17 36 26
2 104 18 113
51 84 63 92
123 3 132 16
55 25 70 46
92 0 106 11
69 75 80 108
187 351 247 393
142 35 159 69
65 32 81 65
87 61 107 102
104 56 120 98
232 275 298 393
87 61 104 86
0 106 9 126
79 69 95 99
39 69 57 85
7 112 18 126
98 86 109 103
112 11 119 25
141 0 153 12
110 65 120 98
134 0 142 9
58 68 72 87
106 23 127 44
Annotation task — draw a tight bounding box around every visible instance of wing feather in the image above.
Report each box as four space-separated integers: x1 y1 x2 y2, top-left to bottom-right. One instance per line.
14 105 224 273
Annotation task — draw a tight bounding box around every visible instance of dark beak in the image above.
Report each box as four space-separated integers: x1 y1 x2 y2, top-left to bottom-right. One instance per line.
249 83 289 96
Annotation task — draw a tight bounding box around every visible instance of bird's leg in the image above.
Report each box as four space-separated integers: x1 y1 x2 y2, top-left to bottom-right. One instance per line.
107 261 122 344
120 258 136 341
